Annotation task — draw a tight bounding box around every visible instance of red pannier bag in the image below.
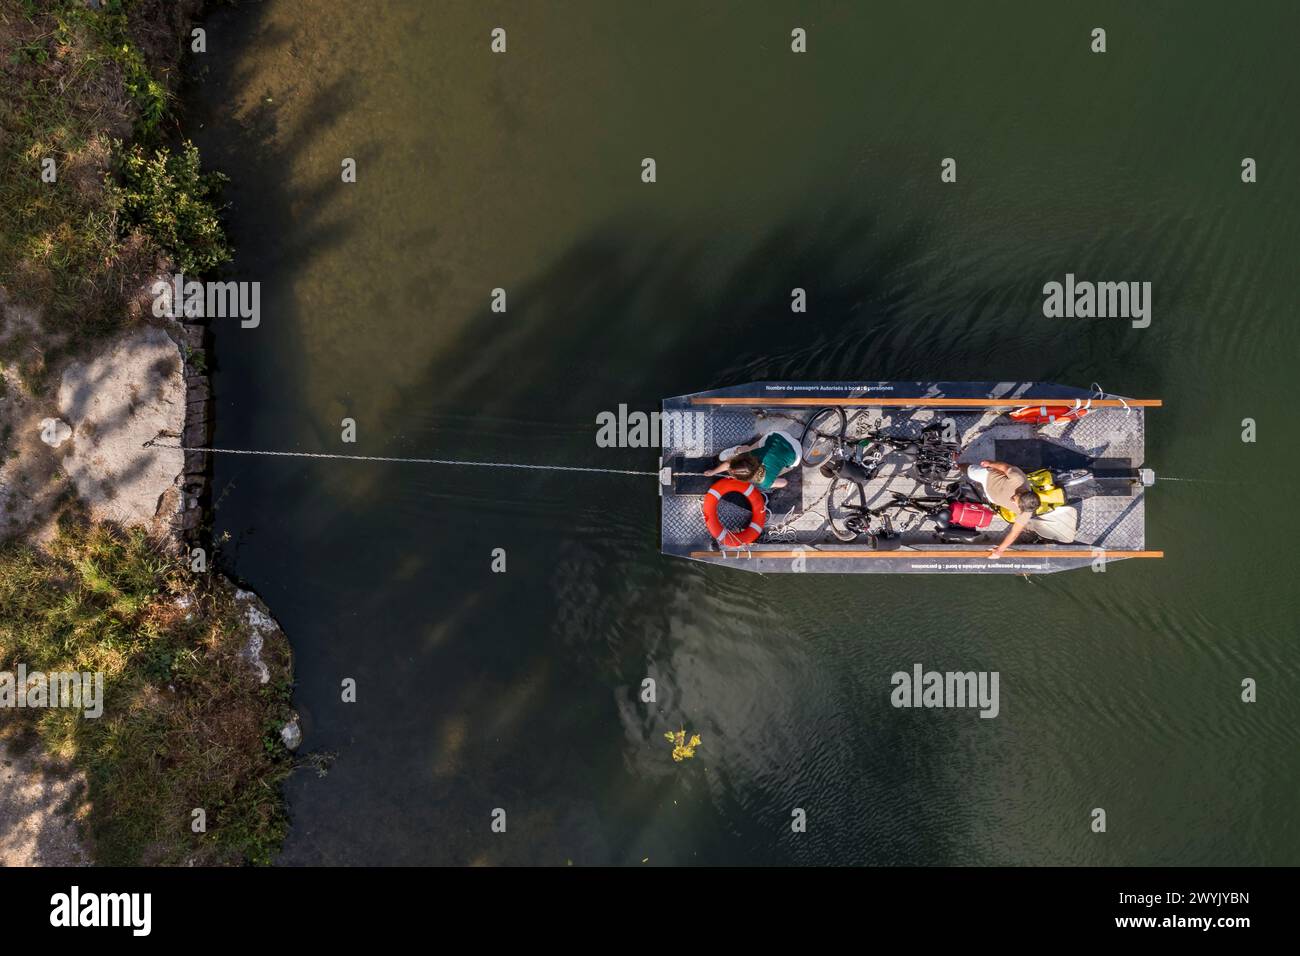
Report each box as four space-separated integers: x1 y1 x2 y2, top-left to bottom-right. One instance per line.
949 501 995 529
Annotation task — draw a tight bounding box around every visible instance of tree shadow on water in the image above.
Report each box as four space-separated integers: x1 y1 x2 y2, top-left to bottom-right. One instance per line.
276 208 1052 865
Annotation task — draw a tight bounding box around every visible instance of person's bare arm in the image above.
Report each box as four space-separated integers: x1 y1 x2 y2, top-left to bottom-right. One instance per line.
704 441 760 476
979 459 1014 476
989 512 1031 558
770 477 788 489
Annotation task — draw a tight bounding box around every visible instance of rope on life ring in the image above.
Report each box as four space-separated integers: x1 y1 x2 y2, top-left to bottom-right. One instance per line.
701 477 767 548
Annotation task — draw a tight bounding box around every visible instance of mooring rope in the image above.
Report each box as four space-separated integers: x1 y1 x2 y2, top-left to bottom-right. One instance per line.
143 437 1201 486
142 439 658 477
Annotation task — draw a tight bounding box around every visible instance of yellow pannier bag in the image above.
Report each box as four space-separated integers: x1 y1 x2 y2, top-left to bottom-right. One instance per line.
996 468 1067 522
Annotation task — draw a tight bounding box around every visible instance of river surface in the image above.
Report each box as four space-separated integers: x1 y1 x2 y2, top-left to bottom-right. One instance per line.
186 1 1300 864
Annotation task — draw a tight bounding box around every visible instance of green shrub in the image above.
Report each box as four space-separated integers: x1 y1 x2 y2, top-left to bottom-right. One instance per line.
113 140 232 275
114 42 169 134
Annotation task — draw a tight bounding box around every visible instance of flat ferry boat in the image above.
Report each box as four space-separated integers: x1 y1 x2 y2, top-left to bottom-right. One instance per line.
659 381 1162 574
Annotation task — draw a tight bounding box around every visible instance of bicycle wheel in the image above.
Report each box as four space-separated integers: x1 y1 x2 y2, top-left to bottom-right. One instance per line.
828 476 869 542
801 407 845 468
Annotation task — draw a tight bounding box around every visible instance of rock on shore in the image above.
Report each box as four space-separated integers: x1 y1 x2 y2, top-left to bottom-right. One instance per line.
0 318 188 544
57 325 186 534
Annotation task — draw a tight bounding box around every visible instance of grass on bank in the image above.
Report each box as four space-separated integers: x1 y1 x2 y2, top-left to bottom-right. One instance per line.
0 1 283 866
0 516 294 865
0 0 229 387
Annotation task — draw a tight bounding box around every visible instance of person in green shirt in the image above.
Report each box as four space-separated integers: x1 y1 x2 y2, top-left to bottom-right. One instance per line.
703 425 802 491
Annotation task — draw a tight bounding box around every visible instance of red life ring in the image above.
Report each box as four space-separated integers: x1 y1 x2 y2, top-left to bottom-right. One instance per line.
1008 399 1092 425
702 478 766 547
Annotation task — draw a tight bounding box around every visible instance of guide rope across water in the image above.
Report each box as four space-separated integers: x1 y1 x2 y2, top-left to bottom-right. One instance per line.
141 436 667 477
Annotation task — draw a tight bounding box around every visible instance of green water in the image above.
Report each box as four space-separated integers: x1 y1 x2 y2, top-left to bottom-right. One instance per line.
186 1 1300 864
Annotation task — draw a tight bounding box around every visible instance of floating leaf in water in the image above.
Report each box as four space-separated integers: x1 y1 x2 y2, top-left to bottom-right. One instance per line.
665 727 702 762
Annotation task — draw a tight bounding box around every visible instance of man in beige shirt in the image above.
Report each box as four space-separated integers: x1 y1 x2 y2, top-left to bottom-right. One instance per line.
964 460 1041 558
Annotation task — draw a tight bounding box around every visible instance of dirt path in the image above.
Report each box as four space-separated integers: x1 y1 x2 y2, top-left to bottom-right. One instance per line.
0 735 89 866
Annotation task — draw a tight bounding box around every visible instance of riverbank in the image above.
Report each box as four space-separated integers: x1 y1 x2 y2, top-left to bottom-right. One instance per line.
0 0 296 864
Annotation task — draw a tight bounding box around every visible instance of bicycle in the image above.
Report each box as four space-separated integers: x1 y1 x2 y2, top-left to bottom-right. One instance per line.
824 487 980 545
799 406 962 494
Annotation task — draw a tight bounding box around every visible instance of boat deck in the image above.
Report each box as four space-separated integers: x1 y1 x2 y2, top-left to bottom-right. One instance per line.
660 382 1158 574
